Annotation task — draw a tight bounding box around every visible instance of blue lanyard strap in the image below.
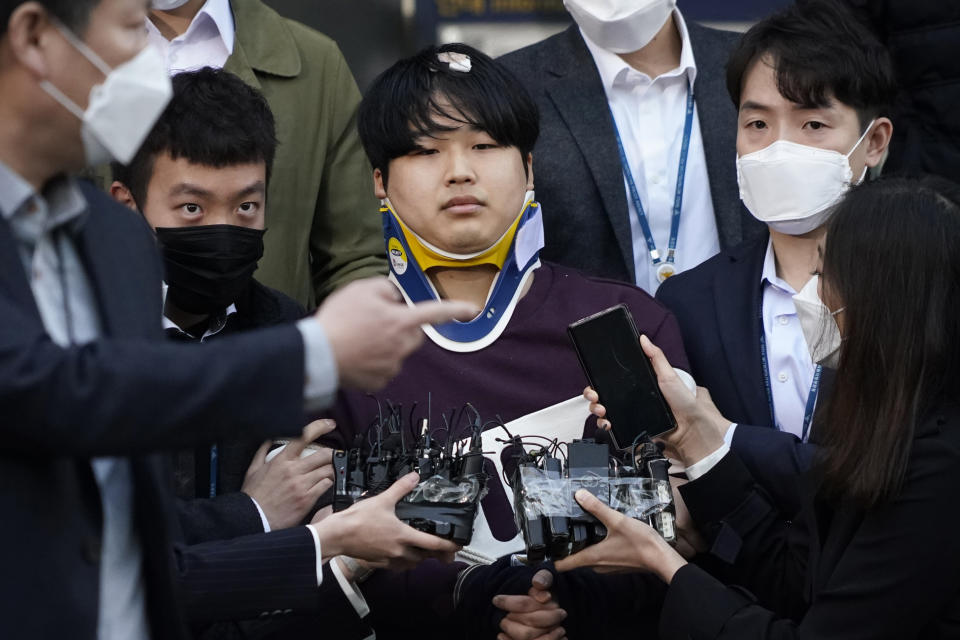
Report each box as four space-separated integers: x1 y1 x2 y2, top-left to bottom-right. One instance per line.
208 444 218 499
759 315 822 442
610 80 695 266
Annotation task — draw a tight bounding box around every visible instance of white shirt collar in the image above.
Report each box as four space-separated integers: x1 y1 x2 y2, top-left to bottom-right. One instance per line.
760 237 798 295
160 282 238 340
145 0 236 58
581 8 697 92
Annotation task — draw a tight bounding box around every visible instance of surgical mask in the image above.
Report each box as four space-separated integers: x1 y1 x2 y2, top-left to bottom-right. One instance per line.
736 121 875 235
564 0 677 54
40 23 172 166
150 0 191 9
156 225 265 315
793 275 844 368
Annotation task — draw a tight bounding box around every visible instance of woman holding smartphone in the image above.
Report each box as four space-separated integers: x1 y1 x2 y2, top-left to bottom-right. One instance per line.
561 175 960 639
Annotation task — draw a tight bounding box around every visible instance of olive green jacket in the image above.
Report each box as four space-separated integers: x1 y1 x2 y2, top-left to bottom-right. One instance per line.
224 0 385 307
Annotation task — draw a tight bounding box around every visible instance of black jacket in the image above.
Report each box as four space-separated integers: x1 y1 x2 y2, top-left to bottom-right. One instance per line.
171 279 306 543
663 402 960 639
0 180 306 640
846 0 960 183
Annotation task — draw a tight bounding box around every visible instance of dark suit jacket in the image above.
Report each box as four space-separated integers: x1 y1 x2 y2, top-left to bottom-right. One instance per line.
499 23 764 283
0 180 307 640
656 230 770 427
167 280 372 639
663 401 960 639
656 231 824 515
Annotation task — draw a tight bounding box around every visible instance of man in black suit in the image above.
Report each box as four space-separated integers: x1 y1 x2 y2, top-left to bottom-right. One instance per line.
0 2 472 638
500 1 765 292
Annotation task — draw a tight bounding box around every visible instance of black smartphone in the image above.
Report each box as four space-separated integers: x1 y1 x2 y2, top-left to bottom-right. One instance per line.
567 304 677 448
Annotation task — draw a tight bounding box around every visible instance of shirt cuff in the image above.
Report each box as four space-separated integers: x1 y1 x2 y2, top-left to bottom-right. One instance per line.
331 557 372 619
304 524 324 587
723 422 737 448
682 424 737 481
249 496 272 532
296 318 339 412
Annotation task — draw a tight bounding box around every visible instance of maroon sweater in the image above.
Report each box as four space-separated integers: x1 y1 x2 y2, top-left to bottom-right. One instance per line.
324 262 688 638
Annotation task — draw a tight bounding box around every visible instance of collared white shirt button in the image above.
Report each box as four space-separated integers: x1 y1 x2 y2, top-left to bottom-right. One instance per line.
778 316 789 325
778 372 789 383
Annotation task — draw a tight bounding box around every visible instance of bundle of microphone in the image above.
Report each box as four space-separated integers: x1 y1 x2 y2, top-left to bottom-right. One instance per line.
504 437 676 563
332 401 489 546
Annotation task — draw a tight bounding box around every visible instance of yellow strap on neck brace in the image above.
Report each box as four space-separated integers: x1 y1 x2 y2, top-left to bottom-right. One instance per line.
382 202 528 271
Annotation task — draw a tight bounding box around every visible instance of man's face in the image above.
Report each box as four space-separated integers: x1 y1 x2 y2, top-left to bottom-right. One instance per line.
139 153 267 230
374 111 534 255
41 0 151 164
736 57 878 177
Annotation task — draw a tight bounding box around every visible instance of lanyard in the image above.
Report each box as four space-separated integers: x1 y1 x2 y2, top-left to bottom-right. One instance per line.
208 444 218 498
759 316 822 442
610 80 694 282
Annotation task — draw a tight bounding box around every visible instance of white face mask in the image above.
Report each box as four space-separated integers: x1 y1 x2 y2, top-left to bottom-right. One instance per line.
40 24 172 167
564 0 677 54
736 121 875 235
150 0 191 9
793 275 844 368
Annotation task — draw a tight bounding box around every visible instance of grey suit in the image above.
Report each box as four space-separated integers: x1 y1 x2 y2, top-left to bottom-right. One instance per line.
500 23 765 283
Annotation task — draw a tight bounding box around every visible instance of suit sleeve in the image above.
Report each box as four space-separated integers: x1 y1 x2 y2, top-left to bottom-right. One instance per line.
308 44 387 303
176 494 265 545
175 526 363 629
730 424 815 517
664 423 960 639
0 293 307 456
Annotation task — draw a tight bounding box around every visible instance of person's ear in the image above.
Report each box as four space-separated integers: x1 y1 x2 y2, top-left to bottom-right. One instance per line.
109 181 140 212
864 117 893 169
373 168 387 200
525 153 534 191
5 4 57 80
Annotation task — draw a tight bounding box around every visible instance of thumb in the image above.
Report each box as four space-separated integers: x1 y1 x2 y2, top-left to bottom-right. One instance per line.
574 489 621 529
531 568 553 593
378 471 420 504
303 418 337 441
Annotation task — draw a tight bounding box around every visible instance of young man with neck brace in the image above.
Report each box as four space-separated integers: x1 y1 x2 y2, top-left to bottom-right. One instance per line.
501 0 764 293
320 44 691 640
654 0 895 512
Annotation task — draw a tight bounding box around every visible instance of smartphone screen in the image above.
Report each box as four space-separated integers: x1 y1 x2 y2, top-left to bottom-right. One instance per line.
567 304 677 448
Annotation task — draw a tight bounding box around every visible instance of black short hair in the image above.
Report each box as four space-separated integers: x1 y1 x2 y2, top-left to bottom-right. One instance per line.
1 0 99 36
357 43 539 186
726 0 896 130
112 67 278 208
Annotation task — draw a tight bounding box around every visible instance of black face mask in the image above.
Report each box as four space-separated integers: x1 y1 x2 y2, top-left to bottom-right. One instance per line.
155 224 265 315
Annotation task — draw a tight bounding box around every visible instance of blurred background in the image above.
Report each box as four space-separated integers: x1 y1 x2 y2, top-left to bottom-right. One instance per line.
263 0 793 91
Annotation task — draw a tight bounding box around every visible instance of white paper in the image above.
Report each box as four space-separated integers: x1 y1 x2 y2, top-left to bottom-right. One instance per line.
457 395 591 564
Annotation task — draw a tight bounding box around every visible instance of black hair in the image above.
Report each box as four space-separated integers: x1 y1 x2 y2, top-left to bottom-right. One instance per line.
816 175 960 508
357 43 539 186
112 67 277 209
726 0 897 130
1 0 100 36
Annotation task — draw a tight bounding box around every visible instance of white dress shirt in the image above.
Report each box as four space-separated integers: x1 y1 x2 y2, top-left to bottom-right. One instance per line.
582 9 720 294
146 0 235 73
760 238 818 440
